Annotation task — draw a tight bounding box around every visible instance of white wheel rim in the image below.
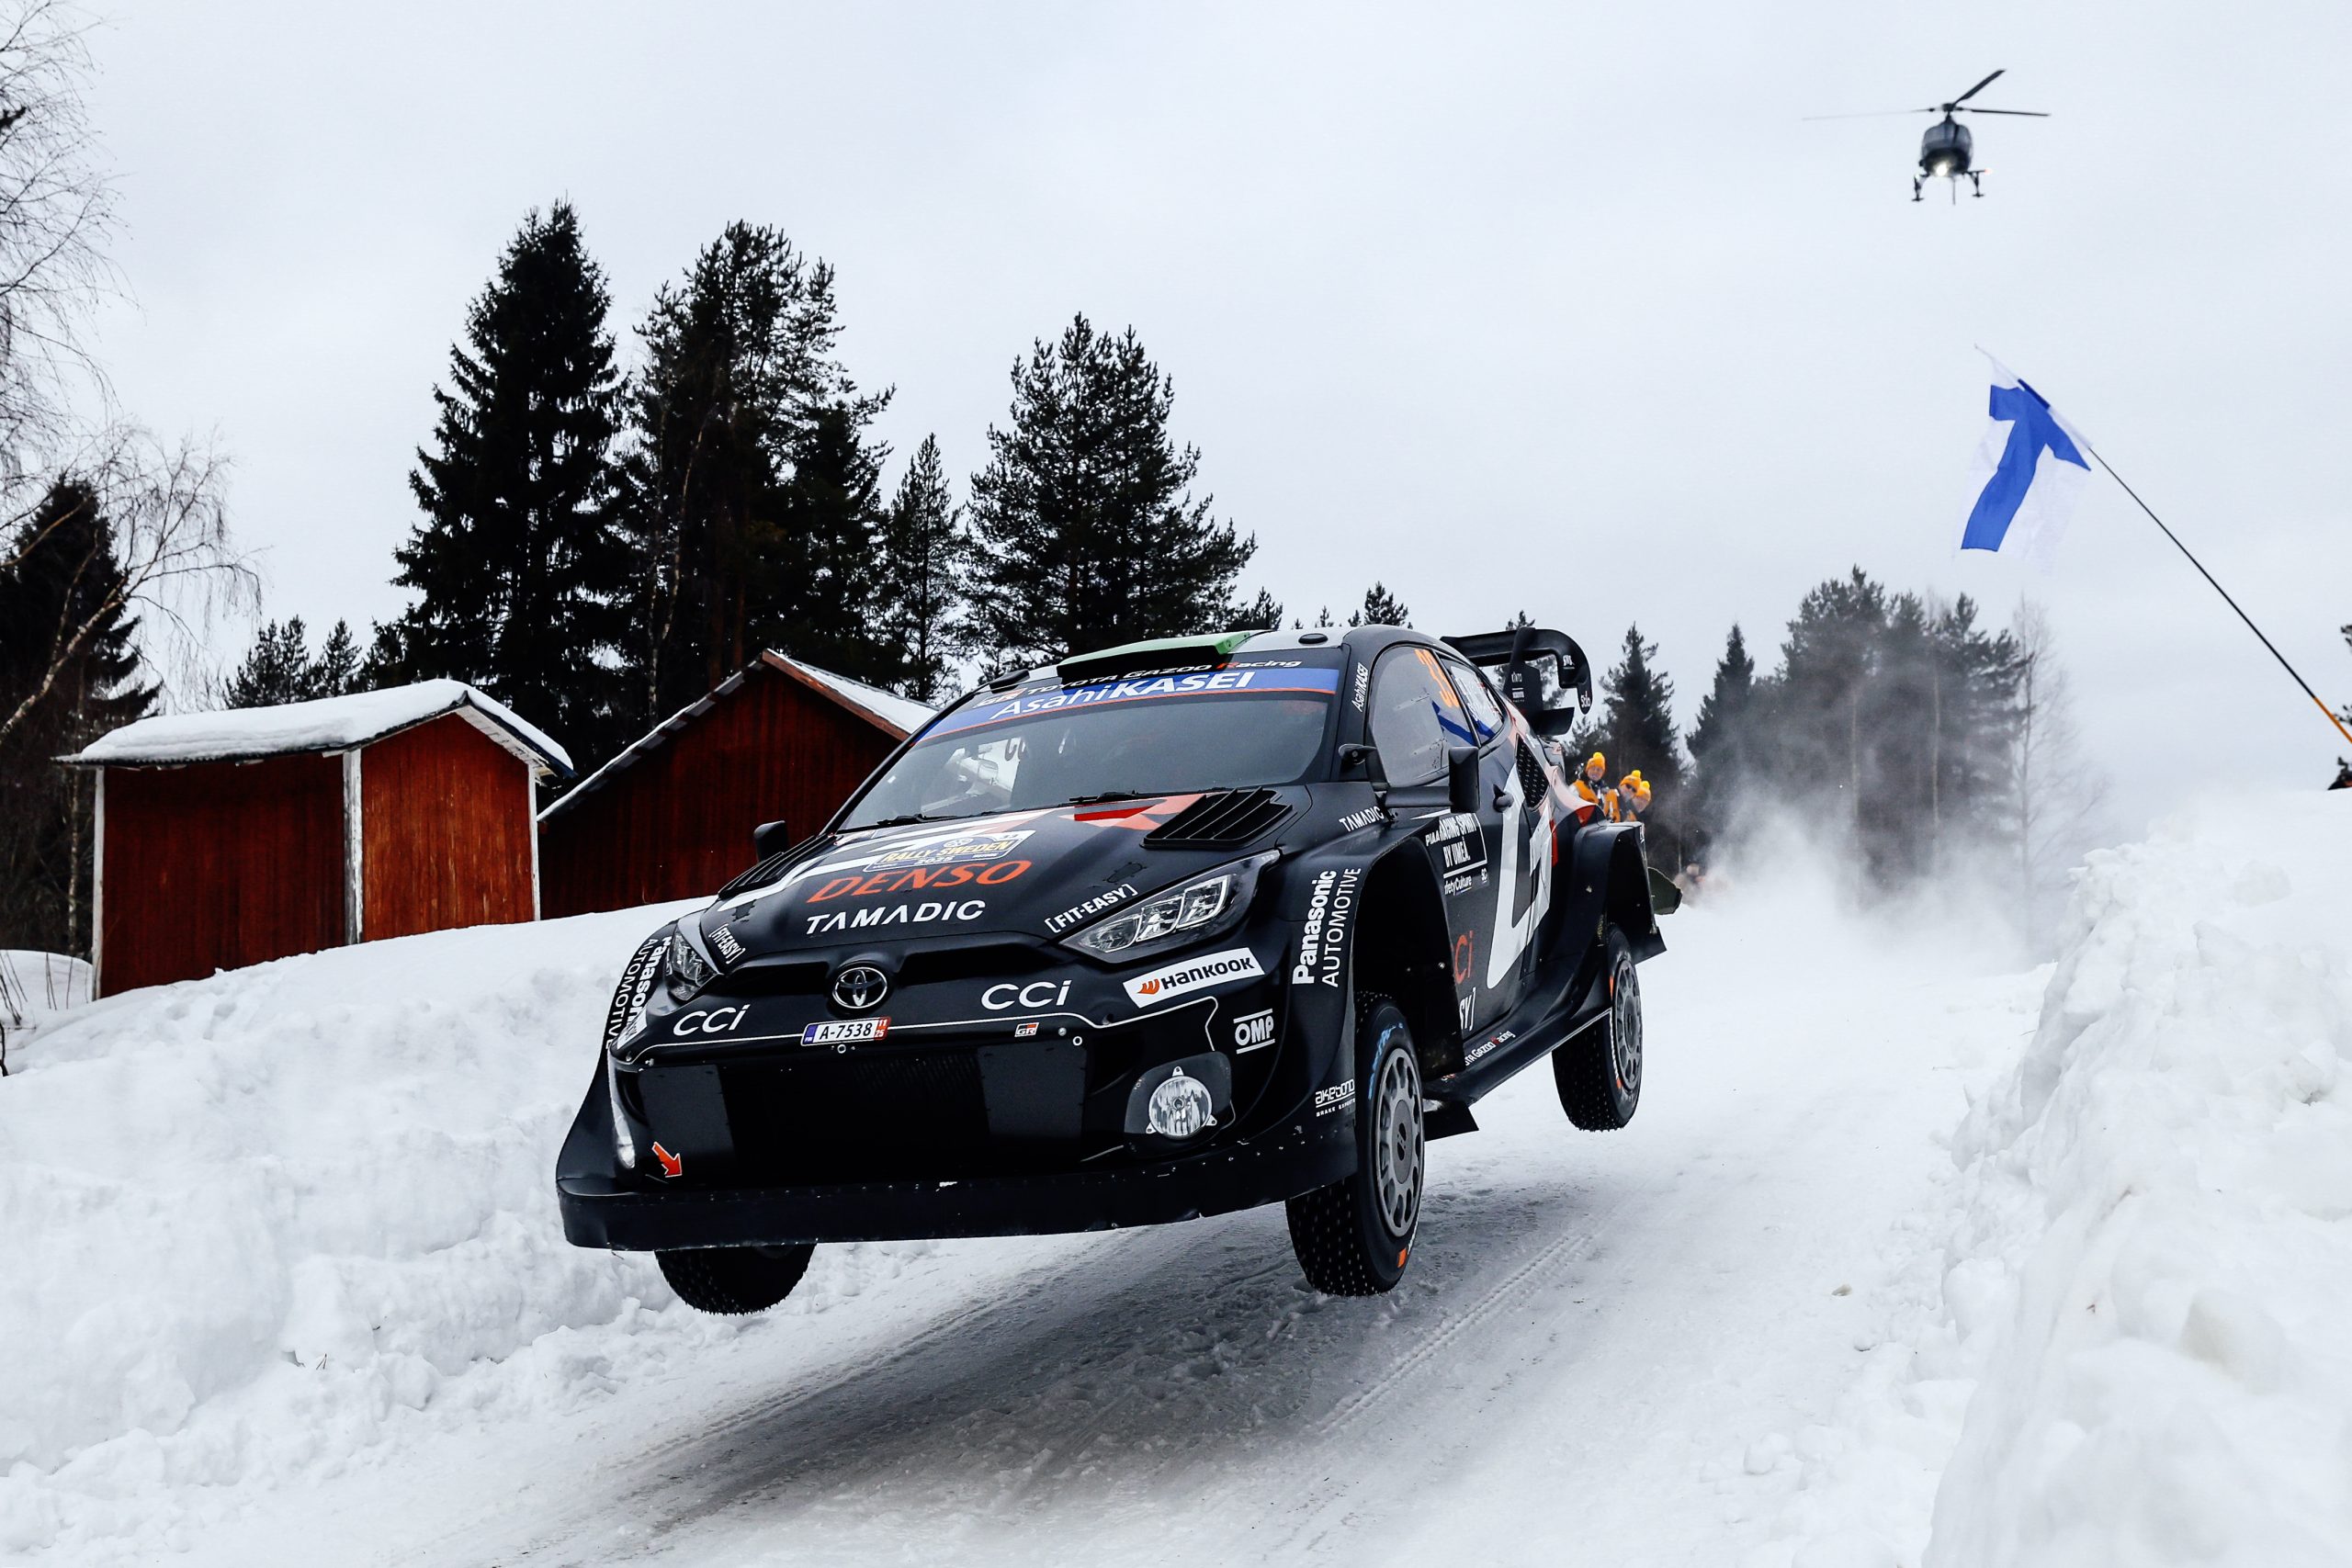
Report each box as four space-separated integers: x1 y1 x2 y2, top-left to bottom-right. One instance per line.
1372 1035 1423 1238
1611 957 1643 1096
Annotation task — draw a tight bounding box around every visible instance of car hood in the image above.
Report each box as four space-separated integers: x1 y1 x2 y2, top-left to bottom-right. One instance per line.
693 793 1291 960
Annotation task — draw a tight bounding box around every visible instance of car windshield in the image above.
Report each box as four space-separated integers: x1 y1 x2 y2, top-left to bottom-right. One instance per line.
840 657 1341 829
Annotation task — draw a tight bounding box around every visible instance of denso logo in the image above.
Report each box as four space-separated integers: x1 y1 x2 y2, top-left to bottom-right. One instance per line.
1125 948 1265 1009
808 861 1032 900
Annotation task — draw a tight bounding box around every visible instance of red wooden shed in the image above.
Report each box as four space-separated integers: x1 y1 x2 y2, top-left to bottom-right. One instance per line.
66 681 571 997
537 653 933 919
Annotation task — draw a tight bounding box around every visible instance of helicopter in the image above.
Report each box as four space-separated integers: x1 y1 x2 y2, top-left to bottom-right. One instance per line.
1808 70 2050 201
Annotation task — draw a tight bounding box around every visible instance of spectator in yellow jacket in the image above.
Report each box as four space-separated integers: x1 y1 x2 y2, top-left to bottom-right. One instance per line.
1574 752 1617 823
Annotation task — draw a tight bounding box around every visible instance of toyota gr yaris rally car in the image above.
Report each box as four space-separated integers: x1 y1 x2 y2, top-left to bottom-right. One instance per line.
557 625 1668 1309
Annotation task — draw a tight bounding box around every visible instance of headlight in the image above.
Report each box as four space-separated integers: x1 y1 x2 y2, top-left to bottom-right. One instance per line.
1065 852 1275 962
665 929 714 998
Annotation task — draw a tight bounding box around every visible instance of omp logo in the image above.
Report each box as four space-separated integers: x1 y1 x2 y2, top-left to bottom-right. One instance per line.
1124 948 1264 1008
1232 1009 1277 1050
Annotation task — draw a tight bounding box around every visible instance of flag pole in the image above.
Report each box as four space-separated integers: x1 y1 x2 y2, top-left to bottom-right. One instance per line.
2083 443 2352 751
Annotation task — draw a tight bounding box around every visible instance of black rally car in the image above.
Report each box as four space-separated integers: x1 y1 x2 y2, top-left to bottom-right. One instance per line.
557 625 1668 1308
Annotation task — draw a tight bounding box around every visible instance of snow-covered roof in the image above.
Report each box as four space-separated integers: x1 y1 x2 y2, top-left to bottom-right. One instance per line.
540 652 934 822
66 680 572 778
780 657 936 738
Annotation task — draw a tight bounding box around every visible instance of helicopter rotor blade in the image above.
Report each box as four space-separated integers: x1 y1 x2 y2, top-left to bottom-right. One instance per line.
1957 107 2050 117
1801 108 1934 119
1949 68 2006 107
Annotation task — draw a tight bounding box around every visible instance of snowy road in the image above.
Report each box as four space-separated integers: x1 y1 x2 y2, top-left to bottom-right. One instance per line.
156 886 2032 1568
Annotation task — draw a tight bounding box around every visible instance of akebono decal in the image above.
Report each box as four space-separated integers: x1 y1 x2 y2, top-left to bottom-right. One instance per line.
926 665 1341 739
1125 947 1265 1008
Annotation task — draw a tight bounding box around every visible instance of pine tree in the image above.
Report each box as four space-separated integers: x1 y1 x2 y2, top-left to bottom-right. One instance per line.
623 224 882 717
379 202 628 762
874 434 969 703
1236 588 1283 631
1686 623 1763 833
966 315 1251 663
1770 568 1889 831
1349 582 1410 627
0 481 156 954
224 617 315 707
766 397 893 681
226 615 365 708
1594 624 1686 800
311 620 360 697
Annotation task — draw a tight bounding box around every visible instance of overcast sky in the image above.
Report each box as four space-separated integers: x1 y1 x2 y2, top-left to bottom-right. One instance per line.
74 0 2352 833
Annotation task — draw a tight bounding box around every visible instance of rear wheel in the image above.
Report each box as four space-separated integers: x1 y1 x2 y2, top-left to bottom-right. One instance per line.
1554 929 1641 1130
656 1244 816 1314
1286 994 1424 1296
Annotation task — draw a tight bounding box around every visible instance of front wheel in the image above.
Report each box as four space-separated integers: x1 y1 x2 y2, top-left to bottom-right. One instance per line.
656 1244 816 1314
1286 994 1425 1296
1554 928 1642 1130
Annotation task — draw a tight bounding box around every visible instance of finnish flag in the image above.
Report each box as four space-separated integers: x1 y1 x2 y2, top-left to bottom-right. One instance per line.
1961 355 2093 562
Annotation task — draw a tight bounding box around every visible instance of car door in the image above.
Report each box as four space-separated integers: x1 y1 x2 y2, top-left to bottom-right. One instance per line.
1364 646 1517 1040
1437 652 1551 997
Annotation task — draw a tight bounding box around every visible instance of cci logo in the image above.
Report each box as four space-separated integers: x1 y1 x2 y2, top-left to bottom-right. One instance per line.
983 980 1071 1012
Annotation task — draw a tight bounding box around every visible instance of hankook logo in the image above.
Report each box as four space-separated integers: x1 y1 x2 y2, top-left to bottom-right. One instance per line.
831 964 889 1012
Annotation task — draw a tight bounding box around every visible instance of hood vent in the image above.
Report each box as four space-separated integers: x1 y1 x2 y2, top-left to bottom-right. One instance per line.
717 851 793 899
1144 788 1292 850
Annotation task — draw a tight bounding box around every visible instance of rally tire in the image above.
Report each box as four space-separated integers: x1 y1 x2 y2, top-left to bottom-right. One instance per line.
656 1244 817 1314
1555 929 1641 1130
1286 994 1424 1296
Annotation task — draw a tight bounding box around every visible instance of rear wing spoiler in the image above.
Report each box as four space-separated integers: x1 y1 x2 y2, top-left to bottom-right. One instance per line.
1441 627 1592 738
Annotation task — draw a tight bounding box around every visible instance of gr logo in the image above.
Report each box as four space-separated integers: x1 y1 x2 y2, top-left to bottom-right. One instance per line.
1231 1009 1277 1051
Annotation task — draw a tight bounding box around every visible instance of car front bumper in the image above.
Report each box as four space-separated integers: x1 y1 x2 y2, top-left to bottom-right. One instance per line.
556 1087 1353 1249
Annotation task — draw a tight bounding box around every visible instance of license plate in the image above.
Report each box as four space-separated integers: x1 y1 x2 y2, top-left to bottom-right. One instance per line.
802 1018 888 1047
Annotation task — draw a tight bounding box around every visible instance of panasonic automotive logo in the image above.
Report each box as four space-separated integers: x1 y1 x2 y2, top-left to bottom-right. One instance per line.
1125 947 1264 1008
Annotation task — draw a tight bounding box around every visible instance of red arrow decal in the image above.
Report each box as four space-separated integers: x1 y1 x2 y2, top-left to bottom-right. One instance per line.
651 1142 683 1179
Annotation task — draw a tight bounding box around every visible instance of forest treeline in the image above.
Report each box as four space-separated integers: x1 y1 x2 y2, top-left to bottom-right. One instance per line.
0 10 2116 973
1571 570 2104 939
216 204 1421 767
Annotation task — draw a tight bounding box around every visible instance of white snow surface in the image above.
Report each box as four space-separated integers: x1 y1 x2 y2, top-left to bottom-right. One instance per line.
1780 790 2352 1568
64 679 571 774
0 950 91 1022
2 795 2345 1564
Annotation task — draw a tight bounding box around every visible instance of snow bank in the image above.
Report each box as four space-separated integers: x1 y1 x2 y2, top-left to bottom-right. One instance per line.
65 679 571 774
1781 791 2352 1567
0 901 692 1558
1 950 91 1023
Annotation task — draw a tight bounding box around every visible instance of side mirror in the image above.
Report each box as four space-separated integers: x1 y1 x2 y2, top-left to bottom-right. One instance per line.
1336 743 1387 787
1445 746 1479 814
752 818 792 859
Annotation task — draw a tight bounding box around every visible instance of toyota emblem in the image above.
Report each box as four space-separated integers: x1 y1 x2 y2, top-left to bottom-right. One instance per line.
831 964 889 1012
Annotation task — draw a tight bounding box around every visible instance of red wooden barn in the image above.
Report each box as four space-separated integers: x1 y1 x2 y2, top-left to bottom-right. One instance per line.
537 653 933 919
66 681 571 997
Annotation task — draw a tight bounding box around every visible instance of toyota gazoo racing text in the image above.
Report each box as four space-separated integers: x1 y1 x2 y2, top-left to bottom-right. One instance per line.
557 625 1669 1311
